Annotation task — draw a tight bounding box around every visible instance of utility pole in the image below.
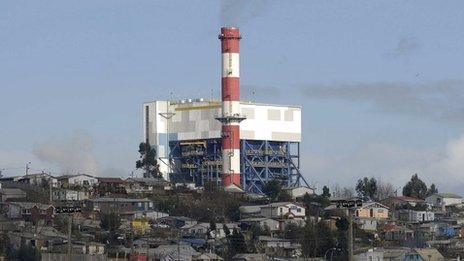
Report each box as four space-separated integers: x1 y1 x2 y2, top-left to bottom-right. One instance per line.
49 180 53 204
331 197 362 261
25 161 31 176
67 214 73 260
347 209 354 261
177 229 180 261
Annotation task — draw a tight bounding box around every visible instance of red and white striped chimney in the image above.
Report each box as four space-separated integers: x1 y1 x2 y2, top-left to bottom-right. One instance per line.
219 27 242 187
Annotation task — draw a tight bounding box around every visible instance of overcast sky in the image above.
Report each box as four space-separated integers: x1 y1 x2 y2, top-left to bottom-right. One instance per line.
2 1 464 193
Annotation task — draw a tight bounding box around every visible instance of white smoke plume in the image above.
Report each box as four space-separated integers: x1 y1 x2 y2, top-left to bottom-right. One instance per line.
33 131 99 175
220 0 270 26
299 80 464 122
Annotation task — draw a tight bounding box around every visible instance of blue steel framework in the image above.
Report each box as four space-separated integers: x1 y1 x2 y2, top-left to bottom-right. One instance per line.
169 139 309 194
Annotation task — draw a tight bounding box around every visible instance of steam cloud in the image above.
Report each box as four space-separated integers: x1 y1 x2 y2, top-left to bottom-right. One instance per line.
299 80 464 122
33 131 99 175
305 134 464 194
220 0 270 26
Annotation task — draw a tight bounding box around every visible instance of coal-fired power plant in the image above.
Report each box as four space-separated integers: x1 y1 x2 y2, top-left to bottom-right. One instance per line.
218 27 243 187
143 27 308 193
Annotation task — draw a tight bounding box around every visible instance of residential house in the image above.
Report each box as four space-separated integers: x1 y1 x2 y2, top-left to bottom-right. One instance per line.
96 177 126 195
239 205 264 219
382 224 414 243
0 188 26 202
86 197 154 216
240 217 280 232
9 226 66 251
0 176 22 183
182 222 239 239
355 218 378 232
438 224 459 237
418 222 439 235
224 184 245 194
132 210 169 221
53 189 89 201
381 248 424 261
72 241 105 255
398 209 435 223
413 248 444 261
415 223 440 243
57 174 98 188
124 177 170 193
355 249 384 261
18 173 58 188
232 254 269 261
175 182 197 190
193 253 224 261
5 202 54 224
260 202 306 220
356 202 389 219
149 244 199 261
132 218 151 235
381 196 425 209
426 193 463 209
0 218 25 232
158 216 197 228
282 186 314 199
258 236 301 258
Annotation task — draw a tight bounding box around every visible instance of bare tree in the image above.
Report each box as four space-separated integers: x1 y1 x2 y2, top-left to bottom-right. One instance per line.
374 177 396 200
331 184 355 198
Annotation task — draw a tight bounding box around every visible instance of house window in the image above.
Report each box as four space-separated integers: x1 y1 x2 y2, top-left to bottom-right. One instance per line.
297 208 301 213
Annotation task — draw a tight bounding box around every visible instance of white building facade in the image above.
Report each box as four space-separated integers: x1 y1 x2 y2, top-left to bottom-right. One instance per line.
426 193 463 208
143 99 302 181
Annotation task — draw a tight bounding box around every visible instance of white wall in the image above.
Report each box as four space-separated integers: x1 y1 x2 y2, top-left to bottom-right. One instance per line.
68 175 98 186
426 195 463 207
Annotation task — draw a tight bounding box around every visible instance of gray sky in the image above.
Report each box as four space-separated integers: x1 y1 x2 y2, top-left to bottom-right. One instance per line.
1 1 464 193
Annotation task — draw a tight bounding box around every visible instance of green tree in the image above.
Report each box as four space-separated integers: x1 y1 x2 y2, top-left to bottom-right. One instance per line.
301 186 331 216
427 183 438 196
402 174 428 199
283 223 304 242
262 180 282 202
227 228 247 258
101 213 121 233
209 218 217 233
17 244 40 261
335 217 349 231
0 234 10 256
321 186 331 198
301 221 336 257
356 177 378 200
136 142 161 178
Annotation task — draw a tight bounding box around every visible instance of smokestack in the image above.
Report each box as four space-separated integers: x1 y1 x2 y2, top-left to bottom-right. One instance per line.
218 27 243 187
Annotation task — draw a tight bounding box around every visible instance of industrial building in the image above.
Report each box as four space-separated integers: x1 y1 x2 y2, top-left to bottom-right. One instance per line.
143 27 308 193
